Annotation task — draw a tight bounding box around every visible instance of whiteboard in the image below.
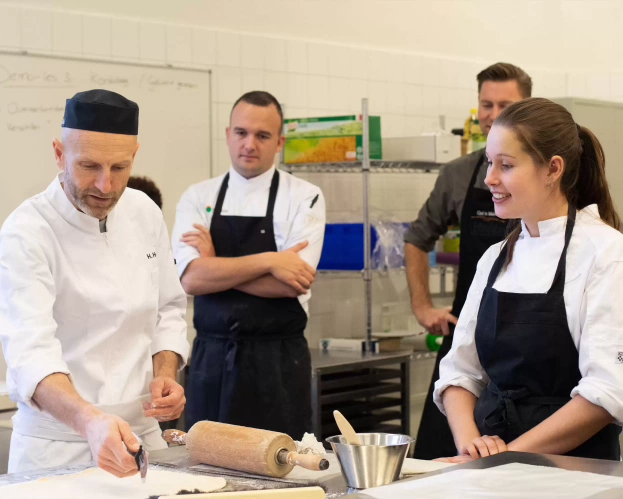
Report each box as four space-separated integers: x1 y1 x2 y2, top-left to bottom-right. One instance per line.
0 52 211 386
0 52 212 232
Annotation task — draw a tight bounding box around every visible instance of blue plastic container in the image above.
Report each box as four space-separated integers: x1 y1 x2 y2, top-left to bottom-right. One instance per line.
318 223 376 271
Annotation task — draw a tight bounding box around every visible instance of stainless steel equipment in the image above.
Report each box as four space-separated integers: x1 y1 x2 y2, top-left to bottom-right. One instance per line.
326 433 413 489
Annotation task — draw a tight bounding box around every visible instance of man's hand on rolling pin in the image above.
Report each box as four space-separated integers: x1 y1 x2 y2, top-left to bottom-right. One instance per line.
80 409 140 478
143 376 186 422
180 224 216 258
268 241 316 295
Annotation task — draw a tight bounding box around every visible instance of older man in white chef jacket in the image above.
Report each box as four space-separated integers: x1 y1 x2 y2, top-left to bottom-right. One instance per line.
0 90 189 476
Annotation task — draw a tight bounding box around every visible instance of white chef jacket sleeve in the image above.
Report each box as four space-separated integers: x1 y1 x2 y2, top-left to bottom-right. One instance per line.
283 187 326 270
433 244 499 415
572 258 623 424
0 227 70 409
152 216 190 369
171 185 206 279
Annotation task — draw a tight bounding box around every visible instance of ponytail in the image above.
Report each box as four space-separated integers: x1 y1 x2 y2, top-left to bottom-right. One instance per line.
494 98 621 270
574 126 619 230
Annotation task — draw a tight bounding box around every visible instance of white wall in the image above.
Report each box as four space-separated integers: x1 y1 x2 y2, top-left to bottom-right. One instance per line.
8 0 623 73
0 1 619 348
0 1 599 182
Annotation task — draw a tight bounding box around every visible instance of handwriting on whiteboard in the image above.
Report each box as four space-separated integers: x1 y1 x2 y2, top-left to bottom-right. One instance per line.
0 64 200 92
0 64 72 87
7 102 64 114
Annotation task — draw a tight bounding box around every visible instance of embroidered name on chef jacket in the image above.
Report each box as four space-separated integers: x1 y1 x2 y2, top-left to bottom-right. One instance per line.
616 352 623 364
147 251 157 259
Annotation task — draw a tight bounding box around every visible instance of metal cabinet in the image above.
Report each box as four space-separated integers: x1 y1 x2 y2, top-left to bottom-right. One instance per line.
309 349 412 443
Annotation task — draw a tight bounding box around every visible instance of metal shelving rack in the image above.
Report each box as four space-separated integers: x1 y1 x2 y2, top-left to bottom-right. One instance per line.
281 98 442 351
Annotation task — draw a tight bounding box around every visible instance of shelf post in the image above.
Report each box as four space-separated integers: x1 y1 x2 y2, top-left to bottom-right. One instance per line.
362 98 372 353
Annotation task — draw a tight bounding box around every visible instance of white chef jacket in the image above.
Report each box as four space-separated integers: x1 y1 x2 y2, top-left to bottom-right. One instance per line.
0 173 189 463
171 166 326 314
434 205 623 424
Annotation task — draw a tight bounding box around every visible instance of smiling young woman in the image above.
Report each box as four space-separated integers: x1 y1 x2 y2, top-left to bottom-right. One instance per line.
433 97 623 463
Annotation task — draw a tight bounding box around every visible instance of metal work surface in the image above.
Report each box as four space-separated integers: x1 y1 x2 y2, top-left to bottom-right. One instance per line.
349 451 623 498
4 448 620 497
281 161 442 173
310 349 412 373
0 445 352 498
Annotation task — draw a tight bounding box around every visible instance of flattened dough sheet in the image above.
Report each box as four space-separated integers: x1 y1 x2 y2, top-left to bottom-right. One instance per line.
1 468 227 499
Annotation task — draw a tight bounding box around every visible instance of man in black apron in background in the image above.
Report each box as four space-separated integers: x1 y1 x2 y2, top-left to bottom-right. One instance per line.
404 63 532 459
172 92 326 438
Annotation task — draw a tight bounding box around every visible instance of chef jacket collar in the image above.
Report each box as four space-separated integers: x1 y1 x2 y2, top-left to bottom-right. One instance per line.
228 165 276 192
519 204 599 239
44 172 117 234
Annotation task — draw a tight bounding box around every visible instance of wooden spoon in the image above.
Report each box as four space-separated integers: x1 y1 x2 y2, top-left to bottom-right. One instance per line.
333 410 361 445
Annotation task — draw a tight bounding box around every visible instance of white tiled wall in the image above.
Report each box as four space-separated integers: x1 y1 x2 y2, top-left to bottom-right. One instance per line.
5 5 610 175
2 3 618 349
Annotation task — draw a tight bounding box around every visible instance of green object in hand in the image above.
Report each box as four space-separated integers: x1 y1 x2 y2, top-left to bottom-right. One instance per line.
426 334 443 352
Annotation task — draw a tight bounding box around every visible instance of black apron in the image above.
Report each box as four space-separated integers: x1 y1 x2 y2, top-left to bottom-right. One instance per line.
185 170 312 439
414 152 508 459
474 206 621 460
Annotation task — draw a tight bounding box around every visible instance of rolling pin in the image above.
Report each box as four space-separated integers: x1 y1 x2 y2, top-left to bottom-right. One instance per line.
163 421 329 478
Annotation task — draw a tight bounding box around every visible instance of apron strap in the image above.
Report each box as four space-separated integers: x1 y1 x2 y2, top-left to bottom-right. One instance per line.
266 170 280 217
485 204 577 290
214 173 230 216
213 170 280 218
549 205 576 292
486 242 509 288
466 151 486 194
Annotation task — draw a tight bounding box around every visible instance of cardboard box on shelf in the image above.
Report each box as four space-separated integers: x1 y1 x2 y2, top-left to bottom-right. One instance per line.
382 134 461 163
283 115 382 164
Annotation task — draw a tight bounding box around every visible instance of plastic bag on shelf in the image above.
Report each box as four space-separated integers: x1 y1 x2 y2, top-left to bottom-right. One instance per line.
371 212 408 271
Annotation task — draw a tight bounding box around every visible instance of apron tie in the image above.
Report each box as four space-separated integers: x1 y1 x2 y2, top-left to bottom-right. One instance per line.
224 321 241 372
224 340 238 372
482 383 575 436
482 384 530 431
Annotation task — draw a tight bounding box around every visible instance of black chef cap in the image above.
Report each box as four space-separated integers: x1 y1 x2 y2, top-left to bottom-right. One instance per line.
62 89 139 135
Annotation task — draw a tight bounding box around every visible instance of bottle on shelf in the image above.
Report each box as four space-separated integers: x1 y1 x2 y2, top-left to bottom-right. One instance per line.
470 109 486 152
463 110 473 155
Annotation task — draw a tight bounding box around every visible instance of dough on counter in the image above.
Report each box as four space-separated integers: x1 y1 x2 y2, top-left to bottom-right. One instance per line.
1 468 227 499
400 458 455 475
294 433 326 456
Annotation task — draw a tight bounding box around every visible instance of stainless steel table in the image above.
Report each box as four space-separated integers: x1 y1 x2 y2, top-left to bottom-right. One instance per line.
0 445 351 498
350 451 623 498
3 448 623 497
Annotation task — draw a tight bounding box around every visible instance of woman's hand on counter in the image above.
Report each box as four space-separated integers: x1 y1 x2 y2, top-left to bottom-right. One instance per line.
460 434 508 458
435 434 508 463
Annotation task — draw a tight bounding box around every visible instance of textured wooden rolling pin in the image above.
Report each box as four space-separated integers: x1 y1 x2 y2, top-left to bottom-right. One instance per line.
163 421 330 478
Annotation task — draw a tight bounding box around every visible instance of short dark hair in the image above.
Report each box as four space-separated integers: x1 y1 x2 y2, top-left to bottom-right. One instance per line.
127 176 163 209
477 62 533 98
231 91 284 132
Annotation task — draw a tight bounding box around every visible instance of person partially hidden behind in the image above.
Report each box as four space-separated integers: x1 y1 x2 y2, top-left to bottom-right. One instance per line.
127 175 163 209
